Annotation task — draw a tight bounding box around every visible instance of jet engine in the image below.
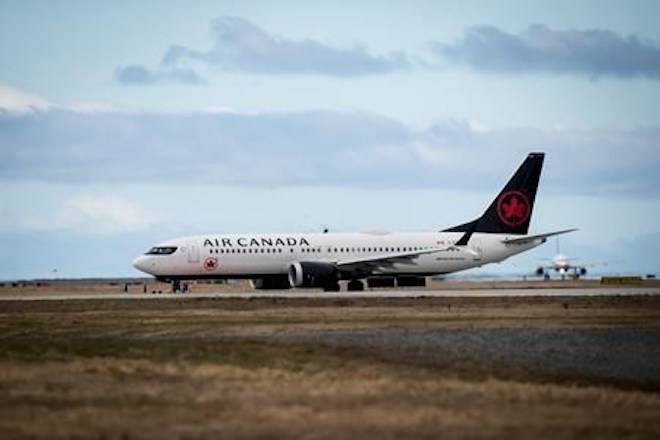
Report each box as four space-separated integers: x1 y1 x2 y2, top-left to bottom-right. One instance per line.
288 262 339 288
535 267 545 276
580 267 587 276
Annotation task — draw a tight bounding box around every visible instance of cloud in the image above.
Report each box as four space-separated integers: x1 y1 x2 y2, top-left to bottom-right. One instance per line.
115 64 206 85
120 16 409 82
116 20 660 82
62 194 155 234
0 84 52 115
0 192 155 235
0 84 120 115
434 24 660 79
1 105 659 196
65 101 119 114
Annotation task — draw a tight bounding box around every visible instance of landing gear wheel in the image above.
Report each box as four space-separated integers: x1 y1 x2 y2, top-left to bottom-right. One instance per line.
323 282 341 292
172 280 181 293
347 280 365 292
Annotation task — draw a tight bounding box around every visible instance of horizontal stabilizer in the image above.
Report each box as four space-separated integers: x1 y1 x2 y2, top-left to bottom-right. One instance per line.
502 228 578 245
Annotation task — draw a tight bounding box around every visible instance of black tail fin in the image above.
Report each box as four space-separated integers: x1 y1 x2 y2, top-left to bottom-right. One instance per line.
444 152 544 237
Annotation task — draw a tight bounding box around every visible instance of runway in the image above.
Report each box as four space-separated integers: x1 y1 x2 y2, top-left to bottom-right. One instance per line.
2 286 659 301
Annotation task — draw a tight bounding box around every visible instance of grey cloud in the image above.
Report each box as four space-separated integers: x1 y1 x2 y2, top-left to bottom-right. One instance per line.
0 109 412 186
160 16 410 76
434 24 660 79
115 65 206 85
1 109 659 195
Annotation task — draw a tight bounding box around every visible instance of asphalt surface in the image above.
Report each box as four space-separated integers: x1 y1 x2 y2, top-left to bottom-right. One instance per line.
274 327 660 388
1 286 659 301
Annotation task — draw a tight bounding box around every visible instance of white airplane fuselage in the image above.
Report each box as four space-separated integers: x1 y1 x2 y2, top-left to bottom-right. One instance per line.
552 254 571 270
132 231 543 279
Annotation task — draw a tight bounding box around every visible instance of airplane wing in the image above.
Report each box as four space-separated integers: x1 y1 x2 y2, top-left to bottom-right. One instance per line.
502 228 578 245
335 246 479 274
580 260 617 268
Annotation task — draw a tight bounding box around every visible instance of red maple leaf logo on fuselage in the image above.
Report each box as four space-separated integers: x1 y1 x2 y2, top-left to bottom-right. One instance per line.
203 257 218 271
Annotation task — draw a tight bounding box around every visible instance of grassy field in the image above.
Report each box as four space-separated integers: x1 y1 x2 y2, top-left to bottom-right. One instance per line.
1 296 660 439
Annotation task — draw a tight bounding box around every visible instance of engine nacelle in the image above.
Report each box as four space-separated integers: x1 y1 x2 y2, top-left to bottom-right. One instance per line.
288 262 338 288
536 267 545 276
580 267 587 276
250 275 292 290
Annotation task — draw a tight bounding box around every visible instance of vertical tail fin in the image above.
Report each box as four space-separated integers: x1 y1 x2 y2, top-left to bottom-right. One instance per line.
444 153 544 236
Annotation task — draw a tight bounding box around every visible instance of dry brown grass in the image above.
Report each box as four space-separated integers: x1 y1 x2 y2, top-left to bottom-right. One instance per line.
0 296 659 439
2 357 659 439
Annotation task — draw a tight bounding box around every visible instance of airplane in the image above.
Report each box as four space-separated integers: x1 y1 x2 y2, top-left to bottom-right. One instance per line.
536 254 586 280
132 153 576 292
535 239 602 280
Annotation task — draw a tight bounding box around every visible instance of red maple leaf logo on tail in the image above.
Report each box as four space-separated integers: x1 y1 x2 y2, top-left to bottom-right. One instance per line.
497 191 530 227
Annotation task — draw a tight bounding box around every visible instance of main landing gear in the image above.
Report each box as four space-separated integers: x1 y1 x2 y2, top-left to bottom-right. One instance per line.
323 282 340 292
322 280 365 292
347 280 365 292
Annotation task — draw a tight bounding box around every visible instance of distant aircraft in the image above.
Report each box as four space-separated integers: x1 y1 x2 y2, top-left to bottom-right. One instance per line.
535 239 604 280
133 153 576 292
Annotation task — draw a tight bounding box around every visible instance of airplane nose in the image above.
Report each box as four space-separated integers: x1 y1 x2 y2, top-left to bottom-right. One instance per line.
132 256 152 274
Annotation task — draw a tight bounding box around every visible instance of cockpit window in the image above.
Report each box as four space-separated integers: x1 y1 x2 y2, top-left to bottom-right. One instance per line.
145 246 177 255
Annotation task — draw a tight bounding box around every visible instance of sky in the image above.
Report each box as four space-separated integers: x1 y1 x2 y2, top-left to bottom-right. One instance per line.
1 0 659 279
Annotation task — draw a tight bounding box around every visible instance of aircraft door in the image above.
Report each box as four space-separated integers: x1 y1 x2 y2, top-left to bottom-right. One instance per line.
471 238 483 261
188 245 200 263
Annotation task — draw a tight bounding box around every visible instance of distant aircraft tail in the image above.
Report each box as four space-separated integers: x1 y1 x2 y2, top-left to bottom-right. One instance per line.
444 152 544 237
